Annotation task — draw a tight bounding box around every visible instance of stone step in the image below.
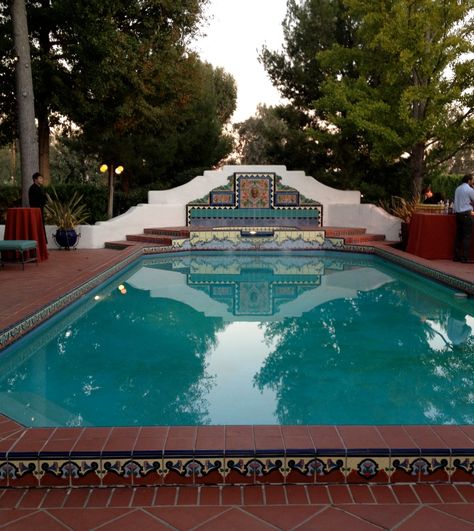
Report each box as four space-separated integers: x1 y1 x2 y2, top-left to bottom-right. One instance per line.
126 234 173 245
144 227 191 238
119 226 385 247
324 227 367 237
344 234 386 244
104 241 139 250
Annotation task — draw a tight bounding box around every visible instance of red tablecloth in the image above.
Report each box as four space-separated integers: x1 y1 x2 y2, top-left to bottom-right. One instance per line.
4 208 48 261
407 212 474 260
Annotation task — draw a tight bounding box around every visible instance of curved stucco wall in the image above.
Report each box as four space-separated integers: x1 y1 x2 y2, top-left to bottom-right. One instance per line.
148 165 361 206
1 165 401 248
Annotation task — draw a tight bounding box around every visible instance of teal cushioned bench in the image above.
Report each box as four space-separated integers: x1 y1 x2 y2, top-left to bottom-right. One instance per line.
0 240 38 269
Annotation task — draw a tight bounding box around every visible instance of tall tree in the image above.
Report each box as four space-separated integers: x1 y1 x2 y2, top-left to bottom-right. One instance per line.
10 0 38 204
259 0 387 193
316 0 474 194
261 0 474 197
0 0 237 191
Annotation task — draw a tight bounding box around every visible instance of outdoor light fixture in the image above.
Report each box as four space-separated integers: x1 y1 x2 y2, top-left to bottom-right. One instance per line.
99 163 125 219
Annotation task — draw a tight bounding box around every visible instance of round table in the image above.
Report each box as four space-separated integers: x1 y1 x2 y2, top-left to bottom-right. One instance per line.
4 207 48 261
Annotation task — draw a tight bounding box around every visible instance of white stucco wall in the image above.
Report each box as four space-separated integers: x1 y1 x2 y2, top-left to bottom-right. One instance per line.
1 165 401 248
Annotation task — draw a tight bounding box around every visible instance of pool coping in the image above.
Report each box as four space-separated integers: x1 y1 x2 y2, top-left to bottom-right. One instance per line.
1 244 473 487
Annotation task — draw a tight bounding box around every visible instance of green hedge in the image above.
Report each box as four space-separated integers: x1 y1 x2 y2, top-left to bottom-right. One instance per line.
0 184 149 224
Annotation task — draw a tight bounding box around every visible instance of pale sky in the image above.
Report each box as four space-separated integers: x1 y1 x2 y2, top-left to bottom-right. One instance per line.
192 0 288 123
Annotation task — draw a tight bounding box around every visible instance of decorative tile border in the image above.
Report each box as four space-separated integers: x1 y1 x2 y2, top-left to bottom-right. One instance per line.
3 450 472 487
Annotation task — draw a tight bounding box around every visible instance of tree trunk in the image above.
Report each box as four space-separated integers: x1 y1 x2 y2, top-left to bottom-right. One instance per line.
107 164 115 219
10 0 39 206
37 3 51 183
38 104 51 183
411 141 425 198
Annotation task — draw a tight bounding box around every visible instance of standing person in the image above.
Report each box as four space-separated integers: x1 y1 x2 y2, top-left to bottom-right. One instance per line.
453 173 474 262
28 172 47 240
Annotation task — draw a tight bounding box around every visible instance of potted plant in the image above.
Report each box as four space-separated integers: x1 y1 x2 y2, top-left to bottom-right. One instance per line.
45 188 89 250
379 195 419 250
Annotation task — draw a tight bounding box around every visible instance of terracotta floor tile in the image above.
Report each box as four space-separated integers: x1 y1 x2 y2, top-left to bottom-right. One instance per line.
108 487 134 507
350 484 375 504
412 484 443 503
147 506 227 530
306 485 331 504
177 486 199 505
221 486 242 506
40 427 84 454
369 485 398 504
296 506 382 530
131 486 157 506
71 427 112 453
308 426 345 450
0 509 34 528
95 508 171 530
377 426 417 449
403 426 447 450
246 506 322 530
456 484 474 503
253 426 284 451
154 486 178 505
459 425 474 443
328 485 353 504
40 488 69 508
338 426 388 450
242 485 265 505
392 484 419 504
85 487 113 507
432 426 474 448
0 510 68 530
193 507 275 530
432 505 474 525
434 484 465 503
396 506 474 531
285 485 309 504
16 488 46 508
264 485 286 504
0 489 26 508
62 488 91 508
199 486 221 505
102 427 140 454
342 505 418 529
49 507 133 530
195 427 225 452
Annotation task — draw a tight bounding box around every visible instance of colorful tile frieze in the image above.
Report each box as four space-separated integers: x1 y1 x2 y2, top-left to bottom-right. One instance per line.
186 172 322 227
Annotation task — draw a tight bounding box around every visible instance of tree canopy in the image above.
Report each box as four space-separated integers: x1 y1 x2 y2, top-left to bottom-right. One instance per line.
0 0 237 190
259 0 474 197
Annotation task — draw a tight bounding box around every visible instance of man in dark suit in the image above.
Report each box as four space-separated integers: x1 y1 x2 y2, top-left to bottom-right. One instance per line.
28 172 47 240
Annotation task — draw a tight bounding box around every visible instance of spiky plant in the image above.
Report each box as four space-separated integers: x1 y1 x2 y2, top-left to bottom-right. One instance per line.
45 188 89 230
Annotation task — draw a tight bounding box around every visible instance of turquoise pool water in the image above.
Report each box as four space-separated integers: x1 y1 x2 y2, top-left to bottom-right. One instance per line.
1 251 474 427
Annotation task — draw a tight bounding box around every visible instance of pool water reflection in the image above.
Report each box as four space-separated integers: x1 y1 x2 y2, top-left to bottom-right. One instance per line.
1 252 473 427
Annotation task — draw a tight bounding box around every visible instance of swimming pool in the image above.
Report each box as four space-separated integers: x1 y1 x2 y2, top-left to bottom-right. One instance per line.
1 251 473 428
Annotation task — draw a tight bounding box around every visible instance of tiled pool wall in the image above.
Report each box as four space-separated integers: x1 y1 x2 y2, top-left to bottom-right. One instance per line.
1 244 473 488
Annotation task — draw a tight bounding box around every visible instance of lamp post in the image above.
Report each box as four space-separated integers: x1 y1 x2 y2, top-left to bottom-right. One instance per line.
100 163 124 219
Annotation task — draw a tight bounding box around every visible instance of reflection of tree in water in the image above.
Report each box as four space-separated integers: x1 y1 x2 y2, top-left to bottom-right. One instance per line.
35 285 225 426
254 282 474 425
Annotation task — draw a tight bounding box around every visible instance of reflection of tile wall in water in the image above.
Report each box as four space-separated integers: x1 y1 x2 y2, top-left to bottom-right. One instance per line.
237 282 272 315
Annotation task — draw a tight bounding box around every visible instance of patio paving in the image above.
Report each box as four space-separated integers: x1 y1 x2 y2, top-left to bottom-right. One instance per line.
1 241 474 529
